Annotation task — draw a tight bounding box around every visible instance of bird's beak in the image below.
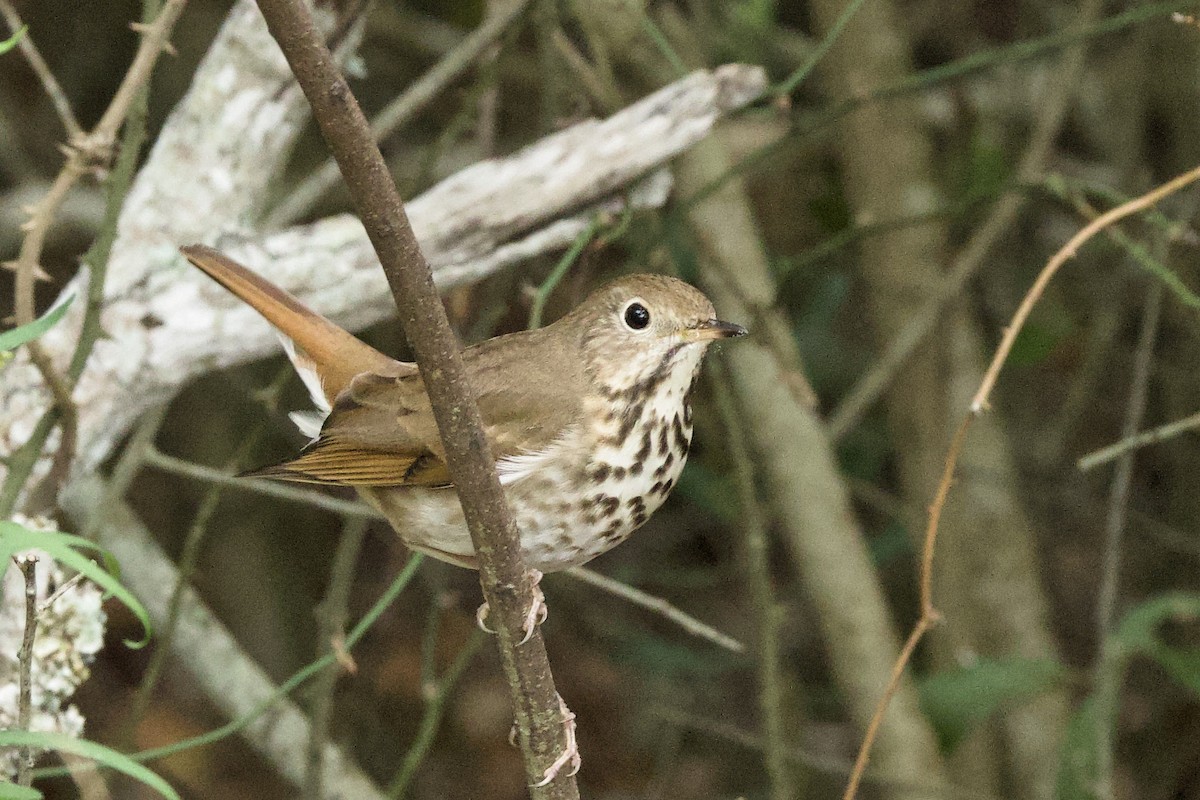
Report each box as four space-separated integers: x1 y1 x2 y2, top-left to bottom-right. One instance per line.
686 319 748 341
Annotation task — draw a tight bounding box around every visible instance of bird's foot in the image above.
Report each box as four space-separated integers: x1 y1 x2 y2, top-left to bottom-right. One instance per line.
530 693 580 788
520 569 548 644
475 569 548 645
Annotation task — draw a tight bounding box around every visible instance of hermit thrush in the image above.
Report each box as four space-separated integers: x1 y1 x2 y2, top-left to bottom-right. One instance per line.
181 245 745 573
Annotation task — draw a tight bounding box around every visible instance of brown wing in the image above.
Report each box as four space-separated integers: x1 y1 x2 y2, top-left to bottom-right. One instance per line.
249 326 587 488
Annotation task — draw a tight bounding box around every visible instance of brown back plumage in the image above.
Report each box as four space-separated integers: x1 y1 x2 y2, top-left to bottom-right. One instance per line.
181 245 587 488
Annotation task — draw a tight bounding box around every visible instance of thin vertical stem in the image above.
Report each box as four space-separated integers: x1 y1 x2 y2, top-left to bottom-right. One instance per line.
711 359 796 800
529 215 603 329
16 555 39 786
126 368 292 742
1092 281 1163 800
251 0 579 793
305 518 370 800
387 630 486 798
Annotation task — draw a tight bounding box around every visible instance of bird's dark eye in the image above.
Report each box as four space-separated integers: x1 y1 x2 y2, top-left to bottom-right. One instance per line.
623 301 651 330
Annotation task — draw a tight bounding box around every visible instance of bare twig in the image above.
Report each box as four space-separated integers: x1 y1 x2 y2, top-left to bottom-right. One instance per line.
252 0 579 794
38 573 85 616
306 518 369 800
3 0 160 523
1053 185 1200 310
1078 410 1200 471
386 629 486 797
263 0 534 228
15 555 38 786
563 566 744 653
1092 283 1162 800
141 448 382 519
840 163 1200 800
826 0 1103 441
12 0 186 325
972 164 1200 411
841 419 964 800
0 1 80 138
7 0 186 501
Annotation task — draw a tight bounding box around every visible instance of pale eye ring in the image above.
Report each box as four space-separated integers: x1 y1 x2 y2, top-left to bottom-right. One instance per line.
622 300 651 331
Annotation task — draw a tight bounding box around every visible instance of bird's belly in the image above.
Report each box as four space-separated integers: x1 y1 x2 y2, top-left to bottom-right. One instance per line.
358 486 478 568
357 430 688 573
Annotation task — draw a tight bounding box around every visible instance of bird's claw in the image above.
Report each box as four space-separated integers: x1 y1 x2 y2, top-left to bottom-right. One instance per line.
530 694 580 788
475 602 496 635
475 569 547 645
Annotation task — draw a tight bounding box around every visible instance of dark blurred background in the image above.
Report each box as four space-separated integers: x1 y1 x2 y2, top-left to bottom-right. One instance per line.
3 0 1200 798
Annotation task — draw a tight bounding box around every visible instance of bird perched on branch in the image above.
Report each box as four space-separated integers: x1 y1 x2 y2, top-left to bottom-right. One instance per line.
181 243 745 611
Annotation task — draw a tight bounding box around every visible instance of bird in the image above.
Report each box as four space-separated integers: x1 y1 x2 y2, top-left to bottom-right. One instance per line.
181 243 745 785
182 243 745 574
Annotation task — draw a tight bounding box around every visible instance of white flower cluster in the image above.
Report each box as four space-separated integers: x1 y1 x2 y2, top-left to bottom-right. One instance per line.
1 515 107 778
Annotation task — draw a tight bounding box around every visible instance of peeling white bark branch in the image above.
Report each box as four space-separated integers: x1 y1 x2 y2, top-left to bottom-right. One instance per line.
0 62 766 484
1 0 333 477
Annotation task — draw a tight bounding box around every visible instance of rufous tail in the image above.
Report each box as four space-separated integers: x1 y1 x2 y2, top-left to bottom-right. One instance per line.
181 244 395 401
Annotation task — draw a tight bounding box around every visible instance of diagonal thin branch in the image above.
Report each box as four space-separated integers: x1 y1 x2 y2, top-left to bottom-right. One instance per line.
0 0 82 139
841 161 1200 800
1091 282 1162 800
563 566 744 653
6 0 187 504
1078 409 1200 471
251 0 579 794
265 0 534 229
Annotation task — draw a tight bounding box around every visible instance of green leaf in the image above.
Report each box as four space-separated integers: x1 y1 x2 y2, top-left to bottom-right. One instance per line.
1111 593 1200 695
1111 592 1200 655
0 296 74 353
0 782 42 800
0 521 152 647
919 656 1066 752
1149 645 1200 694
0 25 26 56
0 732 179 800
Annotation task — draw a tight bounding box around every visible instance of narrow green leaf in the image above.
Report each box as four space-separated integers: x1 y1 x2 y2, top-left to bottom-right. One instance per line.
0 732 179 800
1112 594 1200 695
1149 645 1200 695
919 656 1066 752
0 296 74 353
1112 593 1200 654
0 25 27 56
0 782 42 800
0 521 152 647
